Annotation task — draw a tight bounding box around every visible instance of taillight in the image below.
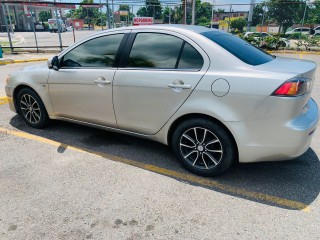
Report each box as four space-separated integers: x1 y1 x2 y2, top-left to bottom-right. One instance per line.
272 77 312 97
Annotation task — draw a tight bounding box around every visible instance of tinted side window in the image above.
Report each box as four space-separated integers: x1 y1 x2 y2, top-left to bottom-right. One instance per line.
127 33 183 68
61 34 124 68
178 42 203 70
201 31 274 66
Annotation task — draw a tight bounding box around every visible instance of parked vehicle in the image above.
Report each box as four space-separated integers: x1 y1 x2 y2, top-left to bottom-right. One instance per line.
48 19 67 33
34 22 45 31
5 25 319 176
244 31 290 47
285 27 310 35
313 26 320 35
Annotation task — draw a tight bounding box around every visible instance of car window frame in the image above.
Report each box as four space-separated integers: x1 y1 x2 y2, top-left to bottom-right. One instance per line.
118 30 206 72
58 32 130 70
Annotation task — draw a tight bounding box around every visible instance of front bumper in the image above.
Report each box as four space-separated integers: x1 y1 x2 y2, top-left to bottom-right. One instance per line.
5 85 17 113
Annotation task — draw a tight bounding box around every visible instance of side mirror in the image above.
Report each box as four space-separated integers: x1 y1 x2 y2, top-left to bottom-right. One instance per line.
48 56 60 71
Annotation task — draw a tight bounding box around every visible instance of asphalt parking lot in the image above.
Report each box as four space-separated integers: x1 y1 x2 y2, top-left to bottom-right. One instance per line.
0 53 320 239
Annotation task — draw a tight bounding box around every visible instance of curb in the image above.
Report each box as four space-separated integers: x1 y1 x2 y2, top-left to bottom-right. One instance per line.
0 58 48 65
267 51 320 55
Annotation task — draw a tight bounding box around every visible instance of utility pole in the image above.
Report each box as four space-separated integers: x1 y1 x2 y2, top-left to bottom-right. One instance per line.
30 7 39 53
2 3 13 53
211 0 215 28
169 6 171 24
5 4 14 34
247 0 255 30
227 5 232 32
191 0 195 25
106 0 111 29
99 0 103 30
301 1 308 29
111 0 115 28
182 0 186 24
54 0 63 51
260 5 265 33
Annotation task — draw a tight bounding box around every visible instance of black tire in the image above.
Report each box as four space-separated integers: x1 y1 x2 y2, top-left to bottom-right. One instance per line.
279 41 287 47
171 118 236 176
16 88 49 129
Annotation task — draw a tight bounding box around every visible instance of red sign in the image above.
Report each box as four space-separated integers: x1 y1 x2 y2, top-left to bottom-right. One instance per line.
23 3 76 9
133 17 154 26
57 4 76 9
82 4 101 8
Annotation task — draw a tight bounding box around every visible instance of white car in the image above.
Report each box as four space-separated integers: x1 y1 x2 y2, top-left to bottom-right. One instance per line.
313 26 320 35
5 25 319 176
244 32 290 47
285 27 310 35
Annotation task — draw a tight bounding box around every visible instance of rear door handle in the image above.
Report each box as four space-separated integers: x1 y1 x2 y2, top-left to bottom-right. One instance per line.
168 84 192 89
94 77 111 85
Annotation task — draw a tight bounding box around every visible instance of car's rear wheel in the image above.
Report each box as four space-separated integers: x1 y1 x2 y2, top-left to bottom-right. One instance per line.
17 88 49 129
171 118 236 176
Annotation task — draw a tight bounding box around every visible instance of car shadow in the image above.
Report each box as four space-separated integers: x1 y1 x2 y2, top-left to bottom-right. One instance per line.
10 115 320 210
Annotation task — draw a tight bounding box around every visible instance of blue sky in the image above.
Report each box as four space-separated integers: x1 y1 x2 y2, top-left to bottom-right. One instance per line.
206 0 264 11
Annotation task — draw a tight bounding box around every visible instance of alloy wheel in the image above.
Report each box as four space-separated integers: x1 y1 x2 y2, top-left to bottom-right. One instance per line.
19 94 42 124
179 127 223 170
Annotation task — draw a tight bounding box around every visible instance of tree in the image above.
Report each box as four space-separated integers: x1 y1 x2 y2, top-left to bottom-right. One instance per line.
162 7 175 23
118 4 134 22
65 9 75 18
136 7 148 17
136 0 162 19
230 17 247 32
195 0 213 25
252 4 266 26
38 11 51 23
267 0 305 33
307 0 320 24
71 0 100 26
184 0 213 25
172 4 183 23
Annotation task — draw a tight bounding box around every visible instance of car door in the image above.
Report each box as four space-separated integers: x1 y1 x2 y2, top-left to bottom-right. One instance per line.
48 32 128 127
113 30 210 135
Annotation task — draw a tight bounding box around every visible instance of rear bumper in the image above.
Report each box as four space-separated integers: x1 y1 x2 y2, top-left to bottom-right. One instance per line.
228 98 319 163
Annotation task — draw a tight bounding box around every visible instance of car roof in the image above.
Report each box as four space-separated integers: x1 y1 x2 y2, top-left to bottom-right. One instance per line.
98 24 223 35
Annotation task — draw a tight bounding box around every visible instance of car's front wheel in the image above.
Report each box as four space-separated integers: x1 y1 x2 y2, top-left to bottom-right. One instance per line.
171 118 236 176
17 88 49 129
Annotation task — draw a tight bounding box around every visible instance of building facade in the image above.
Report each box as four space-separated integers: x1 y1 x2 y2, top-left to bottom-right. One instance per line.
0 1 73 32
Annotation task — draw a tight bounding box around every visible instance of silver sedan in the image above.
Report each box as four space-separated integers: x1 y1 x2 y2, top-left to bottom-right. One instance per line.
5 25 319 176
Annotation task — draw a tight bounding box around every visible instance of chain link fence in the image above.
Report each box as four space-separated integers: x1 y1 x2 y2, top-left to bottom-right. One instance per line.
0 0 319 54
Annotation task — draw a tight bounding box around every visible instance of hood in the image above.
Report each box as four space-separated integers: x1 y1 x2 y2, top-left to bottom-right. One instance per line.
21 62 48 71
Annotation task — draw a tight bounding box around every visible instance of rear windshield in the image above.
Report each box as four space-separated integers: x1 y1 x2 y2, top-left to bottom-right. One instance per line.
201 31 274 66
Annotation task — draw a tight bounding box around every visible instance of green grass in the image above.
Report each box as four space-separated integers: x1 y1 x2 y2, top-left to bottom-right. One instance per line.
312 35 320 40
0 41 18 46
